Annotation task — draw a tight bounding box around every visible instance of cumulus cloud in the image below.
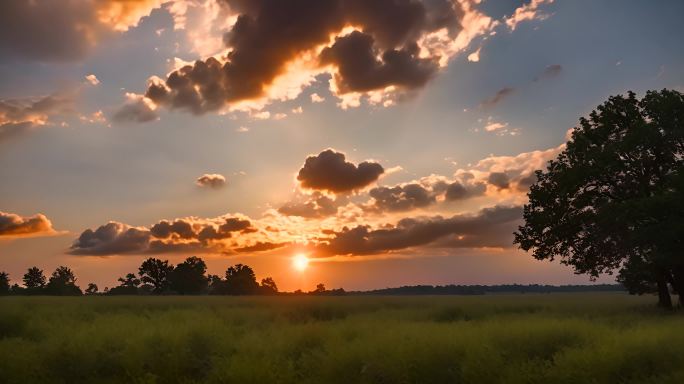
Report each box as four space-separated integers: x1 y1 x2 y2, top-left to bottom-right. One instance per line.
111 93 159 123
127 0 498 119
0 92 73 142
297 149 384 193
505 0 555 31
367 183 435 212
0 211 58 238
0 0 164 62
279 192 339 218
70 214 257 256
196 173 227 189
314 205 523 256
85 74 100 85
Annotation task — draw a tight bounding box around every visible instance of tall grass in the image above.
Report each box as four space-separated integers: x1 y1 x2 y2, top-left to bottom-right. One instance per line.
0 294 682 383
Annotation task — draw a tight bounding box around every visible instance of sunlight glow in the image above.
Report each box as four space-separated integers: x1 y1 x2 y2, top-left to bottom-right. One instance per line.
293 254 309 271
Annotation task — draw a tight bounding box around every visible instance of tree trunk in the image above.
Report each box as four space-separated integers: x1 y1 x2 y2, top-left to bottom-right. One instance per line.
671 266 684 307
656 270 673 309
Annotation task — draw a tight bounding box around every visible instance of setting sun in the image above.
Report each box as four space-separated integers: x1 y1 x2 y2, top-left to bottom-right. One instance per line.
292 254 309 271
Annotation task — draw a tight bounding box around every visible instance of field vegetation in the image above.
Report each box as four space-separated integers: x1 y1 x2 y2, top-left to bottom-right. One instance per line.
1 294 682 384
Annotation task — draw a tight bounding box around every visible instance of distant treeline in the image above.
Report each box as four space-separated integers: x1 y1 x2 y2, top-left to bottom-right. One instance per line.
346 284 626 296
0 256 625 296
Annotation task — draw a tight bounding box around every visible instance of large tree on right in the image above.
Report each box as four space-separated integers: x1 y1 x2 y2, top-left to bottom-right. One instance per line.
514 89 684 308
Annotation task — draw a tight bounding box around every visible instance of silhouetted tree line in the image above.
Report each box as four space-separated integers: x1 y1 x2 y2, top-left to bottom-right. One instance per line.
349 284 625 296
0 257 279 296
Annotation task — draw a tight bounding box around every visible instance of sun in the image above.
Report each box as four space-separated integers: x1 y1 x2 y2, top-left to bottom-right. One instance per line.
292 254 309 271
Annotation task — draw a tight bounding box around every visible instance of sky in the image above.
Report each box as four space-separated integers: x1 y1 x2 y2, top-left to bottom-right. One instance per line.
1 0 683 291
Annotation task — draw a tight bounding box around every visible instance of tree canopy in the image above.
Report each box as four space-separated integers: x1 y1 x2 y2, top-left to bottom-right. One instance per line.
514 89 684 307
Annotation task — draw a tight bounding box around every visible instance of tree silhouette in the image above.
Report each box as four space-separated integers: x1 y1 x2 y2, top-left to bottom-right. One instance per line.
139 258 173 294
514 89 684 308
23 267 46 294
85 283 99 295
107 273 141 295
315 283 326 293
259 277 278 294
45 266 82 295
224 264 259 295
0 272 9 295
170 256 208 294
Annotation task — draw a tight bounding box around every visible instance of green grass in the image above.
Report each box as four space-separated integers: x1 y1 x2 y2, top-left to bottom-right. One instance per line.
1 294 682 384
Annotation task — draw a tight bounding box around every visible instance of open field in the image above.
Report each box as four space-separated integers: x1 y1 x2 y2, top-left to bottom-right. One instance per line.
1 294 683 384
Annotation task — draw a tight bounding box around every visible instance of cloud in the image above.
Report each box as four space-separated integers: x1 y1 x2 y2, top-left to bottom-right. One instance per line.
235 241 287 253
297 149 384 193
505 0 555 31
196 173 227 189
70 214 258 256
467 47 481 62
279 192 339 218
0 0 164 62
480 87 515 108
533 64 562 81
85 74 100 85
111 93 159 123
0 211 58 238
443 180 487 201
0 92 74 141
367 183 436 212
310 93 325 103
484 121 508 132
487 172 510 189
128 0 498 119
314 205 523 256
320 31 438 94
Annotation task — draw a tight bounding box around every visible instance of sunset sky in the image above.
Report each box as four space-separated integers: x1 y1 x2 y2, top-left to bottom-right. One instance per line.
1 0 683 291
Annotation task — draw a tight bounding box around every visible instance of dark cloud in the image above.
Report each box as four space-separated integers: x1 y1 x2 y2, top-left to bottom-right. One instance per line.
235 241 287 253
297 149 384 193
534 64 562 81
0 211 56 238
314 205 523 256
70 222 151 255
487 172 510 189
0 1 160 62
150 220 196 240
444 181 487 201
279 192 339 218
70 215 256 256
137 0 466 117
111 94 159 123
0 93 73 141
320 31 438 93
480 86 515 108
196 173 227 189
368 183 435 212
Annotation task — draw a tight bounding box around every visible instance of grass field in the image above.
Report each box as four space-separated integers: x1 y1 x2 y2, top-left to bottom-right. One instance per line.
1 294 682 384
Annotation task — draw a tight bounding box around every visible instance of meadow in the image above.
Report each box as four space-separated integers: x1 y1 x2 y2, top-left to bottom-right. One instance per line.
1 294 683 384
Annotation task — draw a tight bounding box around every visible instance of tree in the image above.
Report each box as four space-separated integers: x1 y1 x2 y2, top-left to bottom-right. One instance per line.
45 266 82 295
138 258 173 294
170 256 208 294
314 283 326 293
259 277 278 294
514 89 684 308
85 283 99 295
0 272 10 295
224 264 258 295
23 267 46 294
106 273 141 295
